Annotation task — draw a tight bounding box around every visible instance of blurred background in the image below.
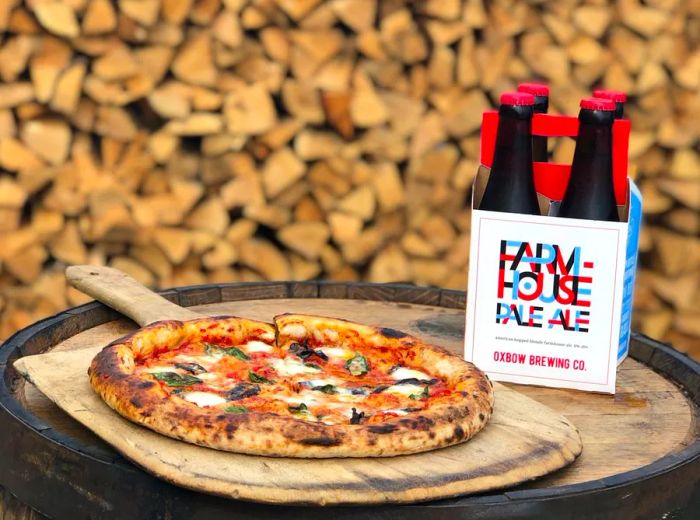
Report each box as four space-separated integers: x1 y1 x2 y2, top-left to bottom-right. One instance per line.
0 0 697 359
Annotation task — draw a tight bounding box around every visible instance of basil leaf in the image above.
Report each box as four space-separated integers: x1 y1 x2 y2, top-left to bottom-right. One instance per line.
205 344 250 360
350 407 365 424
290 340 328 362
226 347 249 361
153 372 202 387
288 403 308 414
303 363 321 370
224 405 248 414
409 386 430 400
174 362 207 375
346 354 369 376
313 384 337 394
248 371 274 384
226 383 260 400
204 343 224 356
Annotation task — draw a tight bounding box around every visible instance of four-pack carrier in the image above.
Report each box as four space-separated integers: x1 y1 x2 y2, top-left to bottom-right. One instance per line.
465 108 642 393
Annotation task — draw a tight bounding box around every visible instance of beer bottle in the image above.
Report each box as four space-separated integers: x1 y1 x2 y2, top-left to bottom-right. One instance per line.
557 98 618 222
517 83 549 162
479 92 540 215
592 89 626 119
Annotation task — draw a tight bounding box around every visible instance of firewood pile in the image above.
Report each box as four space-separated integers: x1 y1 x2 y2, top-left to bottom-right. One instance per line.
0 0 698 357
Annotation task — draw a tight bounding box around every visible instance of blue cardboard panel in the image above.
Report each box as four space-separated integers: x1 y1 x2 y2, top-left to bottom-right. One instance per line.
618 180 643 363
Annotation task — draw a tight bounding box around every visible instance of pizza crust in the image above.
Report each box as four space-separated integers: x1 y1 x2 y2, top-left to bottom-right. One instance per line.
89 314 494 458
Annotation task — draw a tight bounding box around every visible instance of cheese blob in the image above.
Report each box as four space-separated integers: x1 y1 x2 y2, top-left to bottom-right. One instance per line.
270 357 322 376
281 323 307 339
143 365 179 374
384 384 425 397
390 366 432 381
174 353 222 368
242 340 274 353
382 408 409 416
318 346 354 360
181 392 227 407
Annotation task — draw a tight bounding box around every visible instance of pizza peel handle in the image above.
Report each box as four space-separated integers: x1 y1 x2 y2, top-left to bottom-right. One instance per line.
65 265 202 326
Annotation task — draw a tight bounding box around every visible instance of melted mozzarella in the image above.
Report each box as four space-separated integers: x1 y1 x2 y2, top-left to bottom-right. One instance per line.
270 357 322 376
319 347 354 360
242 340 274 353
305 377 340 387
323 328 339 342
390 366 432 381
384 384 425 397
382 408 409 416
143 365 178 374
174 353 222 368
181 392 227 407
275 393 325 407
281 323 307 338
260 331 275 342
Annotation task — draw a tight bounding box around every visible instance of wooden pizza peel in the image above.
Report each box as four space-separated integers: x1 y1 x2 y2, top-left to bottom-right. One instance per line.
13 266 582 505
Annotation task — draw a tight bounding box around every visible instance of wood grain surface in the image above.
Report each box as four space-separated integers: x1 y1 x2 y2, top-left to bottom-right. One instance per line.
10 298 697 492
14 296 585 505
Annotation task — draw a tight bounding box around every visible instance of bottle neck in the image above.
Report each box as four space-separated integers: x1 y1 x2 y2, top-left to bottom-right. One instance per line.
490 105 534 183
478 104 540 215
558 109 617 221
532 96 548 162
614 101 624 119
533 95 548 114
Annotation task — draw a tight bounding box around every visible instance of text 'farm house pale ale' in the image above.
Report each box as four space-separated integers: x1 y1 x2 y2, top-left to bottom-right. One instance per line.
478 92 540 216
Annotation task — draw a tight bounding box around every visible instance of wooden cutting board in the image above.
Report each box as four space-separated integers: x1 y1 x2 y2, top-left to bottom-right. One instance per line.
13 266 582 505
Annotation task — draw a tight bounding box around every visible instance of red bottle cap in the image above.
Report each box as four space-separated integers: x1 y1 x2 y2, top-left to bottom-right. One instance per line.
592 89 627 102
517 83 550 96
580 97 616 111
500 92 535 106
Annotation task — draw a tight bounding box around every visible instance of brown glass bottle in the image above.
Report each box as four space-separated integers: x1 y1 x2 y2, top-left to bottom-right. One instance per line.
479 92 540 215
557 98 618 222
517 83 549 162
592 89 626 119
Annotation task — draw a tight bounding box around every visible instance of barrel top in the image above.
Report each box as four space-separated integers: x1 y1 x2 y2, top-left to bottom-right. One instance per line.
1 282 698 518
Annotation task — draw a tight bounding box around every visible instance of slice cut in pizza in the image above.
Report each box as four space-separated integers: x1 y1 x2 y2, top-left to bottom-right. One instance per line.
89 314 494 458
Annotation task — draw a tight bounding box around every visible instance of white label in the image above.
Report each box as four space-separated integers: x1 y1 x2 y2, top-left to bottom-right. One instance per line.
465 210 627 393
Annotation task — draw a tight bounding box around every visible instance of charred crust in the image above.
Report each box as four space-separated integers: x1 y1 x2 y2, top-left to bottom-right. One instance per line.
93 348 129 380
299 437 341 446
453 425 465 440
398 416 433 431
379 327 407 338
137 381 155 389
479 412 486 422
129 396 143 408
368 423 397 434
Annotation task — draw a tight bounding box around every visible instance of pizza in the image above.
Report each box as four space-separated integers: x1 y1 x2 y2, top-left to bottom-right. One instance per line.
89 313 494 458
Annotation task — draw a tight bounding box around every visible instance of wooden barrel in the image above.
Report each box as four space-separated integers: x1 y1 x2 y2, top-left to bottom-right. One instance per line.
0 282 698 519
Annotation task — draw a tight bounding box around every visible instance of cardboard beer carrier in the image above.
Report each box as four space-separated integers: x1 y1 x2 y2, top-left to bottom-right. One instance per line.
465 106 642 394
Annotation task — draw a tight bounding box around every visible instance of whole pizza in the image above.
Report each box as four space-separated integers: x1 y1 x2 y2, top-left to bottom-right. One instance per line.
89 314 494 457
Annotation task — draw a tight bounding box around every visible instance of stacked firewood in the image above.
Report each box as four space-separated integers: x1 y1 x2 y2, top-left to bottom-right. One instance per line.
0 0 698 357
